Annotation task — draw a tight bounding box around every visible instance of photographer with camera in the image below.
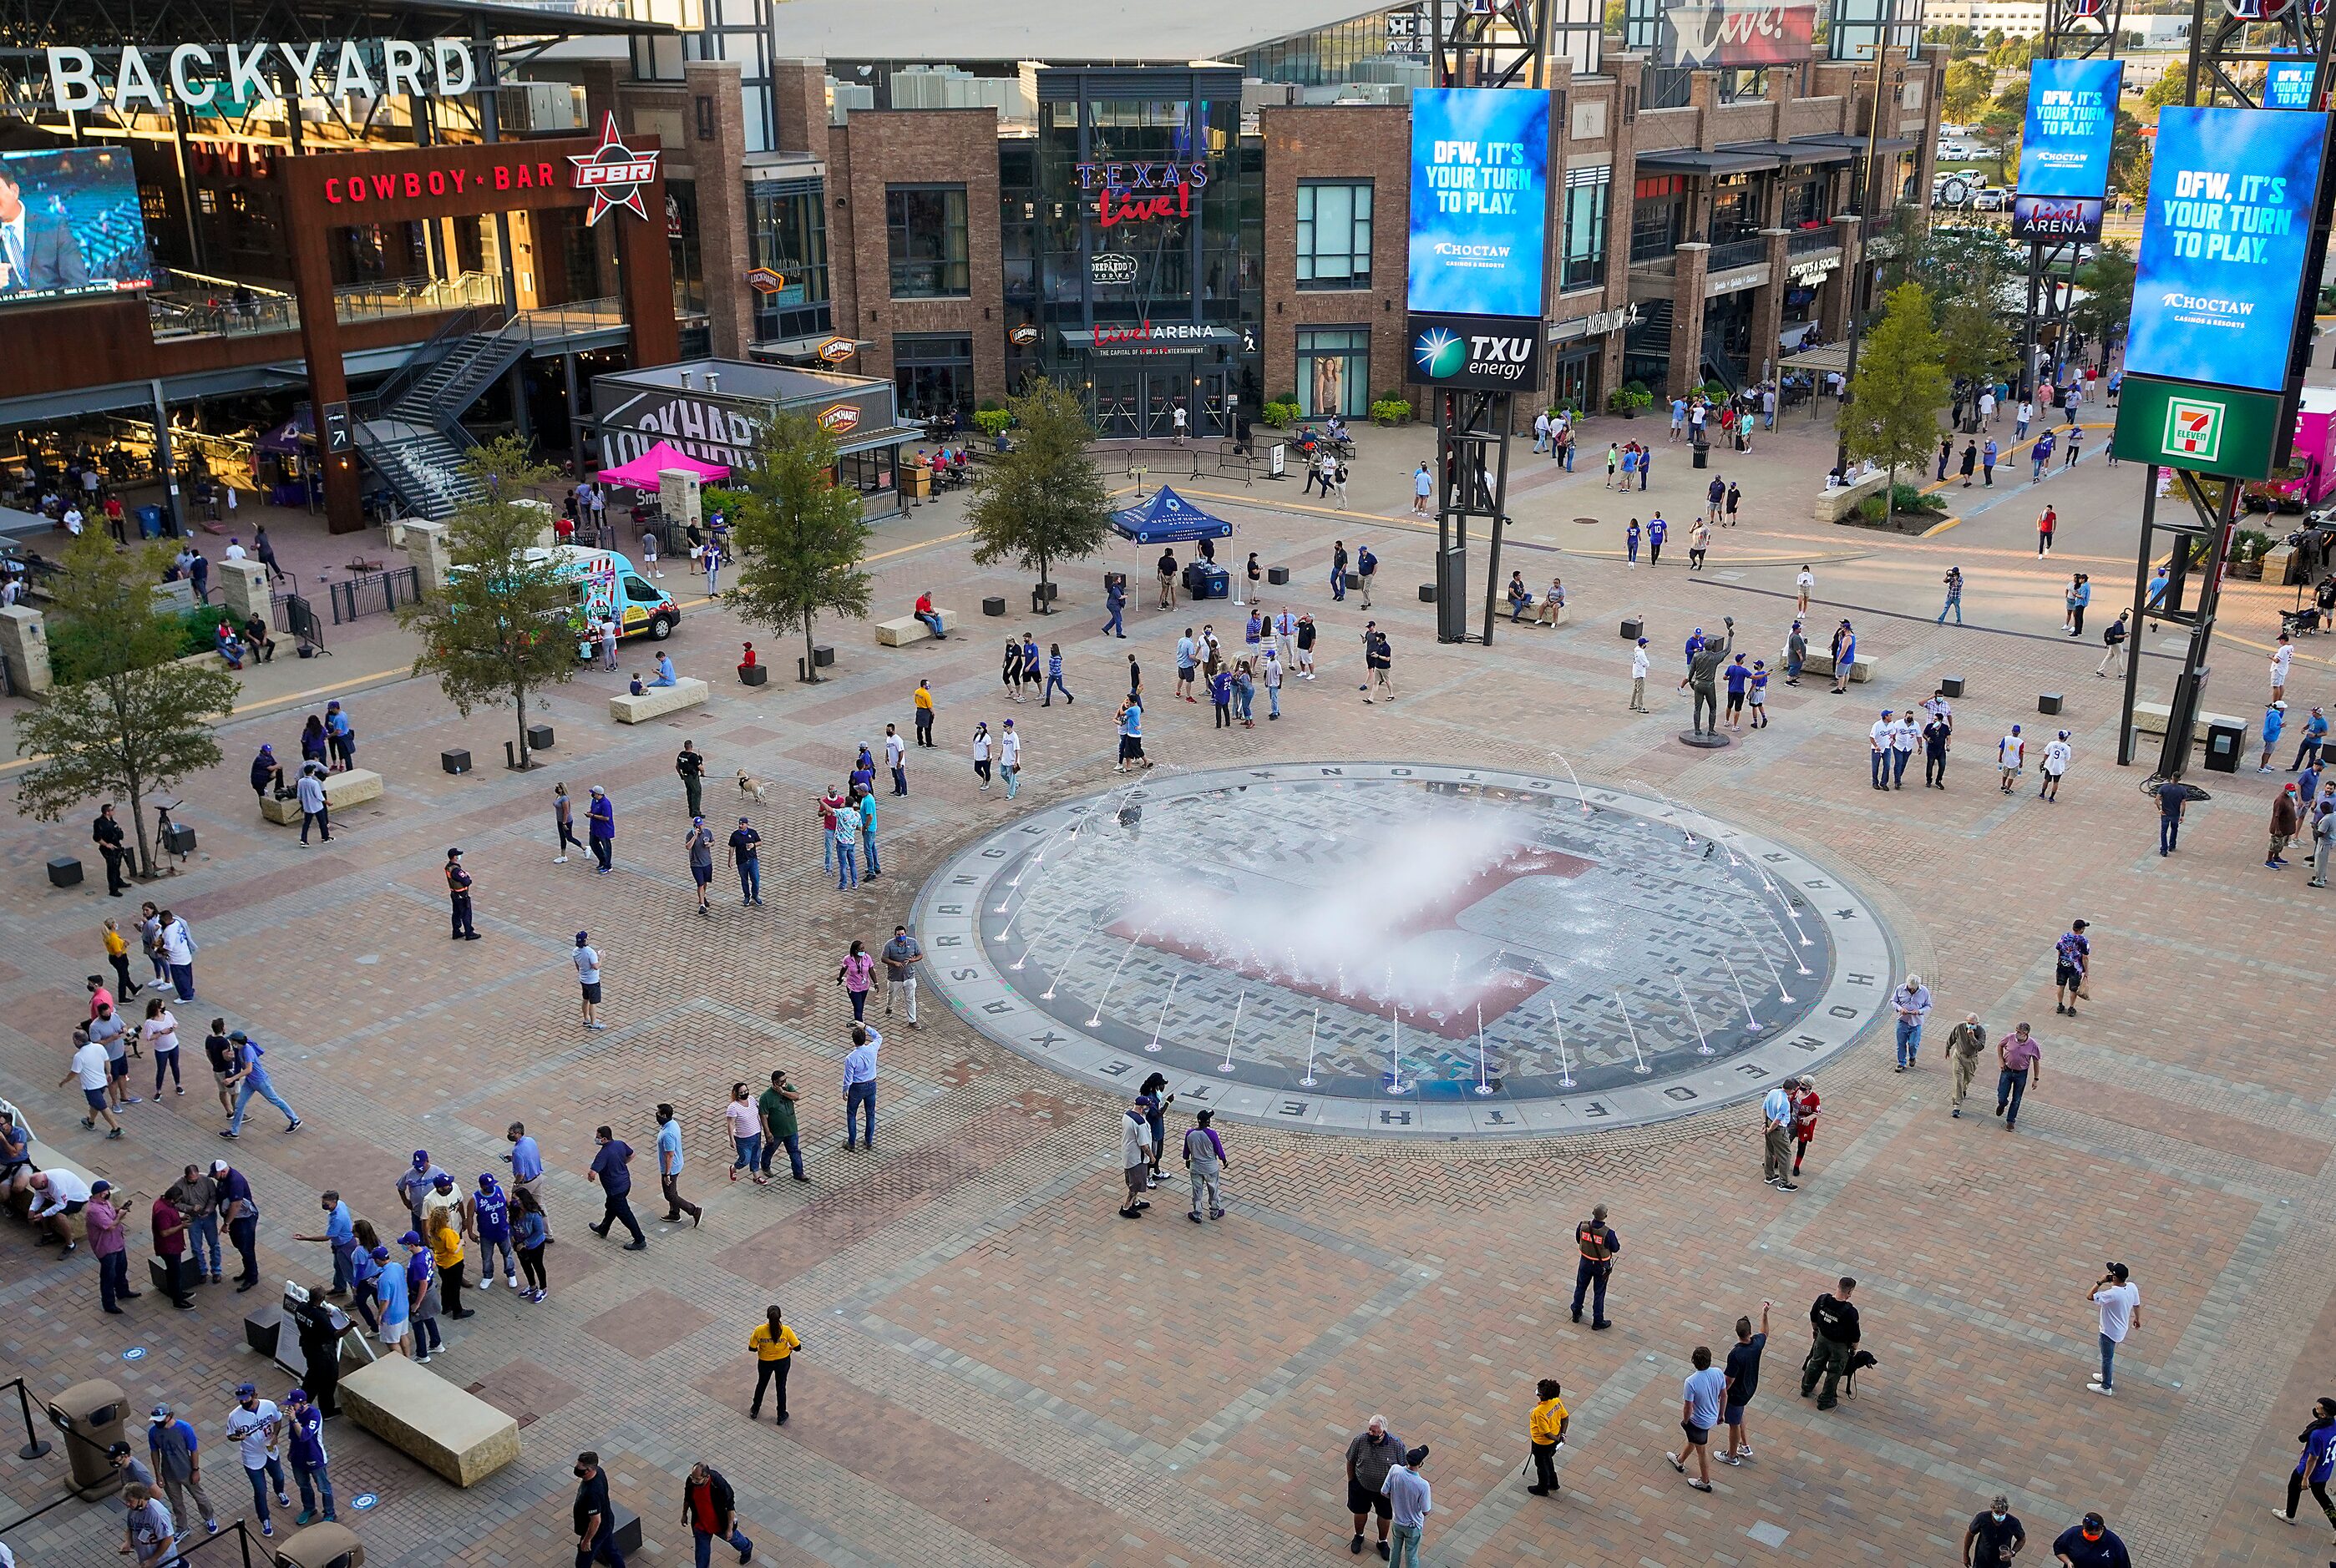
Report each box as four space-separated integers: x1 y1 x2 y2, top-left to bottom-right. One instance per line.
2086 1263 2141 1398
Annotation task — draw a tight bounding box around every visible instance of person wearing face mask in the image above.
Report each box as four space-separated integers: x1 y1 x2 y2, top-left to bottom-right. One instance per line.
1964 1494 2025 1567
2050 1510 2130 1567
572 1450 625 1566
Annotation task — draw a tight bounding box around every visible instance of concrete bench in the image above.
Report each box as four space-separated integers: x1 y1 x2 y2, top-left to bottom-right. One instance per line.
1813 471 1890 524
1800 651 1879 683
875 609 953 646
2131 701 2247 742
340 1354 519 1486
260 768 383 826
13 1137 104 1238
608 676 710 723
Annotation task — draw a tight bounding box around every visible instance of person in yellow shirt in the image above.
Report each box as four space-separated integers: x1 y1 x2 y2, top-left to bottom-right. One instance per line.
913 680 935 748
747 1304 802 1424
100 918 141 1001
428 1207 472 1322
1528 1378 1568 1496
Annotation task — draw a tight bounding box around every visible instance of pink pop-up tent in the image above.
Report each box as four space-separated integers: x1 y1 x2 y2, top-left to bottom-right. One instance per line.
596 442 730 488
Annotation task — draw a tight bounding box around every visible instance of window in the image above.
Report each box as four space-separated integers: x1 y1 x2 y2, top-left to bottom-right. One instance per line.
1295 181 1372 289
1629 177 1684 262
894 333 975 422
748 179 831 341
886 185 970 299
1562 169 1609 291
1295 326 1370 417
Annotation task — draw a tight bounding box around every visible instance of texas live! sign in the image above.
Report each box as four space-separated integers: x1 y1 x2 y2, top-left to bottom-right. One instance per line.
44 41 477 114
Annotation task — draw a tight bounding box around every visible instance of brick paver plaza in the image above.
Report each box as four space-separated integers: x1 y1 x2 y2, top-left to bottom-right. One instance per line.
3 409 2330 1567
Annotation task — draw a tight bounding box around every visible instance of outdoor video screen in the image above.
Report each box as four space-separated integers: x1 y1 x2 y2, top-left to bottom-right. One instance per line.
1406 87 1550 321
2125 105 2330 395
1657 0 1818 69
0 145 154 307
2267 61 2318 111
2010 58 2123 240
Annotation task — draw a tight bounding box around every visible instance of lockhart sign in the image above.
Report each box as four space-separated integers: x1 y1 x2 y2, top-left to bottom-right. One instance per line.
45 40 476 114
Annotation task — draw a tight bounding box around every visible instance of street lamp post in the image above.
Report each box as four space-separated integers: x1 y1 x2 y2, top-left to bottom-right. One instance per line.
1833 44 1892 475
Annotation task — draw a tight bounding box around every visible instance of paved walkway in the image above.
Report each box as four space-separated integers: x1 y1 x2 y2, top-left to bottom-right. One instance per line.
0 426 2328 1568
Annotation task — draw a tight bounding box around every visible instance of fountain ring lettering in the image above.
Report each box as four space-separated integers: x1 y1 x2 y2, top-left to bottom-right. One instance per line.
911 761 1897 1137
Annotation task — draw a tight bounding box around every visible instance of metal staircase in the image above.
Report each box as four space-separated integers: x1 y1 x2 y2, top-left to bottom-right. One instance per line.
355 304 528 520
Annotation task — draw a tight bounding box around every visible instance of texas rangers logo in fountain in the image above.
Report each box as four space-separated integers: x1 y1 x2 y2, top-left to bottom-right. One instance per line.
568 112 660 226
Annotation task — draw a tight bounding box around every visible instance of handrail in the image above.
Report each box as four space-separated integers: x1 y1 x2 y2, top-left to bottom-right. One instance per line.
361 300 509 419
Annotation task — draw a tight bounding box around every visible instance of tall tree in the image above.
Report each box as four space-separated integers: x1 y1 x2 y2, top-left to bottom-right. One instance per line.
1943 59 1994 124
13 532 238 877
398 435 580 767
2070 241 2137 352
1839 282 1950 528
965 379 1113 610
2109 108 2151 199
1902 220 2022 303
1938 296 2014 397
712 411 872 683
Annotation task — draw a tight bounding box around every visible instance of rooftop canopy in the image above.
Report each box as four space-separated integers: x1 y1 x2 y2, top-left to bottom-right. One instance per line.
772 0 1396 65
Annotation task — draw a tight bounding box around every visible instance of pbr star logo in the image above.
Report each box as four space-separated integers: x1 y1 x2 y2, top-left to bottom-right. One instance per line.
568 112 659 227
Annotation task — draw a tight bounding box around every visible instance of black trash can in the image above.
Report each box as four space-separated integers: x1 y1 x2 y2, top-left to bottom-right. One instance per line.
1692 443 1710 469
2204 720 2245 772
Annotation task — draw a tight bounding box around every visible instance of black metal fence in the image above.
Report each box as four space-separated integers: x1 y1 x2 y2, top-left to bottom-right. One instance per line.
328 565 422 625
271 589 326 649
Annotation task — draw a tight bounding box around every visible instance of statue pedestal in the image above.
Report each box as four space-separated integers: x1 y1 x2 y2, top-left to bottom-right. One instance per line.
1677 731 1731 749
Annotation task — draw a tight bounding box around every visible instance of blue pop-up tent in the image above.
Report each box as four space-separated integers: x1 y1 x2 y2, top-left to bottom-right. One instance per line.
1109 485 1233 545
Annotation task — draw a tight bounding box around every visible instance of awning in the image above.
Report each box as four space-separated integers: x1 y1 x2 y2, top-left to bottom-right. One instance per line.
1781 344 1851 373
1634 146 1784 175
1798 134 1921 154
1734 139 1857 166
597 442 731 488
1109 485 1233 545
842 424 922 458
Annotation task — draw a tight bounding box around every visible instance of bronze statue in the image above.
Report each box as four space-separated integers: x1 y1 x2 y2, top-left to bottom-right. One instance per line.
1681 616 1735 736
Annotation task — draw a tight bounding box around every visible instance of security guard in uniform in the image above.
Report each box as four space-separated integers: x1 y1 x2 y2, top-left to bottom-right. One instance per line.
1569 1204 1619 1328
1801 1276 1861 1410
445 847 479 941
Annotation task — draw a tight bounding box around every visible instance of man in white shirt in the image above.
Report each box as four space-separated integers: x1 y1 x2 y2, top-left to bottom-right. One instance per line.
1997 725 2025 793
122 1484 180 1568
2040 730 2073 802
1890 711 1920 789
1533 409 1552 453
843 1024 881 1151
2272 634 2293 703
27 1166 93 1251
1761 1078 1800 1190
59 1031 125 1137
223 539 246 562
1629 637 1650 713
223 1383 288 1536
160 912 196 1004
884 725 907 797
2088 1263 2141 1396
1892 974 1933 1070
1868 710 1897 792
1117 1100 1155 1218
999 720 1022 802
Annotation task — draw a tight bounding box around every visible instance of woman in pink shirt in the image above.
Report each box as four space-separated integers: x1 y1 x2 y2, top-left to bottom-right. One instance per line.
87 1179 133 1314
837 940 876 1022
1995 1024 2043 1130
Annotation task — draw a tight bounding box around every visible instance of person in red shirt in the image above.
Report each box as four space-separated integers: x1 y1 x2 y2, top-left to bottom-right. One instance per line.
150 1187 194 1309
682 1462 753 1565
913 592 946 640
1789 1080 1821 1178
738 642 758 669
2037 505 2057 557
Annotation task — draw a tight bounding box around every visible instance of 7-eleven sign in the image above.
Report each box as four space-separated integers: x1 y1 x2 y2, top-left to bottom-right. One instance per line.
2163 397 2223 464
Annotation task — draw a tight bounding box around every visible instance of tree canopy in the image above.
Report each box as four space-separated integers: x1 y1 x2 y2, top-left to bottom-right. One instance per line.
1838 282 1950 527
398 435 580 767
965 379 1114 607
13 531 238 876
712 410 873 683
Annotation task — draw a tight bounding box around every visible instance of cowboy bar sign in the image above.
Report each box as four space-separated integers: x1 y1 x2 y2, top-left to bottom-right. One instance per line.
45 40 477 114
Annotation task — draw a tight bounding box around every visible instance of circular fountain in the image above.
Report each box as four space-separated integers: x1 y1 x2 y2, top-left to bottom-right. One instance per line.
912 761 1898 1138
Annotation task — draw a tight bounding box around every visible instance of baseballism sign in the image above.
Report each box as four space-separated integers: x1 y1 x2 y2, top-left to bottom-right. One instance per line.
43 41 478 114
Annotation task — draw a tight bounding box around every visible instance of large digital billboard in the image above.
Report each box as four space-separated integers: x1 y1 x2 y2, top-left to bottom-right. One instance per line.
2266 60 2318 110
1657 0 1817 68
1406 87 1550 322
0 146 153 307
2124 105 2328 395
2010 58 2123 240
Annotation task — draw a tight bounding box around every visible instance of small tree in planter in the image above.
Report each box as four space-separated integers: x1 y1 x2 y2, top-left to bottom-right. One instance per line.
713 411 874 683
1838 282 1949 528
966 378 1113 611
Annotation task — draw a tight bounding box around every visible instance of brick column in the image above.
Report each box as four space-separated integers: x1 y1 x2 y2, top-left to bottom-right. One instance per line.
1750 230 1790 386
687 60 754 360
1819 215 1860 341
772 59 829 154
1670 242 1709 396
